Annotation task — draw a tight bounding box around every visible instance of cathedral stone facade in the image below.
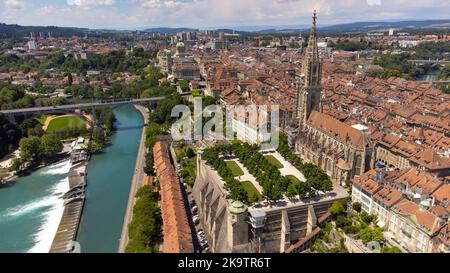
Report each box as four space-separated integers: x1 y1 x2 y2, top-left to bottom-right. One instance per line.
294 12 373 186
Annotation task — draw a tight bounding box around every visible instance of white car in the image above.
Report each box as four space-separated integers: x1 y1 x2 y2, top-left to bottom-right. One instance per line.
191 205 198 212
193 216 200 225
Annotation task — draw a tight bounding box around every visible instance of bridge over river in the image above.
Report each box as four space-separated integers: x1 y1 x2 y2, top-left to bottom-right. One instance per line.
0 97 167 117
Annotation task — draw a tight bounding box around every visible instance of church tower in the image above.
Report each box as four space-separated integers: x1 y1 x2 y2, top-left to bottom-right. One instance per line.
297 10 323 127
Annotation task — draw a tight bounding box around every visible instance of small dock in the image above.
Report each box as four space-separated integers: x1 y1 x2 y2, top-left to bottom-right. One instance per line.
49 162 87 253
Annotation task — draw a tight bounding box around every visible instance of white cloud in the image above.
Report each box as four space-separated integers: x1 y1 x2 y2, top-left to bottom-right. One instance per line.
2 0 450 29
366 0 381 6
4 0 25 9
139 0 185 9
67 0 116 6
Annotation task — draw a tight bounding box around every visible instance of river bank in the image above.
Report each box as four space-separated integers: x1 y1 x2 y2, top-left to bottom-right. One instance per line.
118 104 149 253
0 153 70 186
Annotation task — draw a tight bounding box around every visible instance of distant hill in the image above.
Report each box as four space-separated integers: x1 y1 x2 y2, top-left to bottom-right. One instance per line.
320 19 450 33
142 27 197 34
254 19 450 35
2 19 449 38
141 20 450 36
0 23 87 38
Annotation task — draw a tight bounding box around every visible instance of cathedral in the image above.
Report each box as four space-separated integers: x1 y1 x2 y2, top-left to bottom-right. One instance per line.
294 11 373 186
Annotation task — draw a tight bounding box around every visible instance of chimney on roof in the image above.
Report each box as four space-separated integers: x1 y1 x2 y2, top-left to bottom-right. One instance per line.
419 199 431 212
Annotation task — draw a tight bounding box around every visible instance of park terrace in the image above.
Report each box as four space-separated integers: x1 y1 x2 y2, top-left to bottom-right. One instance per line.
193 141 348 253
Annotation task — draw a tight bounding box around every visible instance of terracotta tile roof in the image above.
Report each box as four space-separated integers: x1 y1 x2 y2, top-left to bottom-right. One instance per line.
391 140 421 158
308 111 369 149
394 199 443 235
353 170 383 195
410 149 450 171
432 184 450 207
373 186 403 208
153 140 193 253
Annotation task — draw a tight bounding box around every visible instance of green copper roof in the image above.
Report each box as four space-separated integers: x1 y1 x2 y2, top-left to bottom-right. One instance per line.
229 201 248 214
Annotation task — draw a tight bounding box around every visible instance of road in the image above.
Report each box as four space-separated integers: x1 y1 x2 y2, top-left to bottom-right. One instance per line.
118 105 149 253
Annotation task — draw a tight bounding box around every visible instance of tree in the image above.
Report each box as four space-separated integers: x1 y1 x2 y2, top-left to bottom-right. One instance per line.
0 113 21 158
360 211 377 226
358 227 385 245
381 246 402 253
335 215 351 228
126 186 162 253
287 183 298 199
85 141 102 154
186 147 195 158
92 127 106 146
144 153 155 176
352 202 362 213
9 156 24 172
19 136 42 163
67 73 73 86
40 134 62 159
330 201 346 216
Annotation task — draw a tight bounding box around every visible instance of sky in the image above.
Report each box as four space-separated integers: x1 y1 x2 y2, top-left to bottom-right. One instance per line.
0 0 449 30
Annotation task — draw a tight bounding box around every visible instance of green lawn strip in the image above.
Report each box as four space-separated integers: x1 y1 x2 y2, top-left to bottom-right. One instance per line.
46 116 86 132
225 160 245 177
241 181 264 202
286 175 302 184
264 155 284 169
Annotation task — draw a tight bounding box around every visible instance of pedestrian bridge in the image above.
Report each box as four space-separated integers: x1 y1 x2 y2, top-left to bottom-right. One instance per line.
0 97 166 117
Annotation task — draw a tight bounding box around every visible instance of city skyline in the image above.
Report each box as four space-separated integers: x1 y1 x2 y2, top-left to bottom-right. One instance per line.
1 0 449 30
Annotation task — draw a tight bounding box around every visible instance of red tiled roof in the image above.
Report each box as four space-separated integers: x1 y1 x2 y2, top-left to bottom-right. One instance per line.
154 140 193 253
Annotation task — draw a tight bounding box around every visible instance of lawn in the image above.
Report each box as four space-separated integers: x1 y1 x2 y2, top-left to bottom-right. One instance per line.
226 160 245 177
286 175 302 184
191 90 203 97
264 155 284 169
46 115 86 133
241 181 264 203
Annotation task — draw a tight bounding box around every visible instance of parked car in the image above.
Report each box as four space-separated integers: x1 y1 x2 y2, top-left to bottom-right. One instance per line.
192 211 198 216
193 216 200 225
197 230 205 236
191 205 198 212
203 247 210 253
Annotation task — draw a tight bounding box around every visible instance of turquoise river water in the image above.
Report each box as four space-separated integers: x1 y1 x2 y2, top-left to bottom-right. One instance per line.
0 105 144 253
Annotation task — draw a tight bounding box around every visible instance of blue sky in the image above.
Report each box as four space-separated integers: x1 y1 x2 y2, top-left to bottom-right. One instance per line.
0 0 449 29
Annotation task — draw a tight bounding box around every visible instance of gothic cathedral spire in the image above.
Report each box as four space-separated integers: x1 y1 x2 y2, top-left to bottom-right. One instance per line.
297 10 323 127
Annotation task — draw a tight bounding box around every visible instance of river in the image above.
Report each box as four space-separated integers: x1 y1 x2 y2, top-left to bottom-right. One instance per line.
0 160 71 253
415 68 441 82
76 104 144 253
0 104 144 253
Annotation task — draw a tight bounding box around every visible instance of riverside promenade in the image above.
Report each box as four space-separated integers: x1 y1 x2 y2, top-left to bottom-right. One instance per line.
118 105 149 253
